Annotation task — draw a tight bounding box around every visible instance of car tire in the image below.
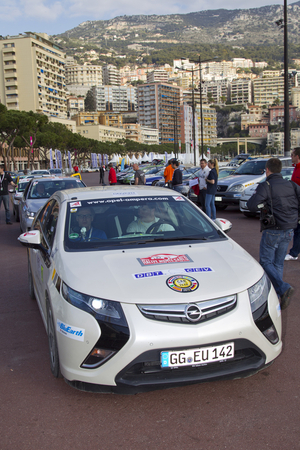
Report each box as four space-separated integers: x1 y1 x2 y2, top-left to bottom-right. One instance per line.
15 207 20 222
152 180 158 186
28 252 35 300
216 205 228 210
47 299 62 378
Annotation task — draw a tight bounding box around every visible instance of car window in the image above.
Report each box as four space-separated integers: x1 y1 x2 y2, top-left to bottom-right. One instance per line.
64 195 226 251
28 179 85 199
235 160 266 176
34 200 59 250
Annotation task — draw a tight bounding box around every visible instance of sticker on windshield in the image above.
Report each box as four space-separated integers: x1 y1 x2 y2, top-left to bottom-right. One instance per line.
138 253 193 266
70 208 77 213
166 275 199 293
57 320 85 341
70 201 81 207
69 233 79 239
173 196 185 201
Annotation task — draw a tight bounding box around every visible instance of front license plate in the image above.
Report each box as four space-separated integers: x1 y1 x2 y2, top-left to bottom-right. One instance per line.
161 342 234 368
215 196 222 202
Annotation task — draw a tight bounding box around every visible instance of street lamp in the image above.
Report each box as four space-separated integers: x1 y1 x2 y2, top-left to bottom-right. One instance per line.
190 56 218 160
176 63 198 165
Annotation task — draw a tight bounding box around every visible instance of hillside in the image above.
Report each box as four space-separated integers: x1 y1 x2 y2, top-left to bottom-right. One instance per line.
52 2 300 65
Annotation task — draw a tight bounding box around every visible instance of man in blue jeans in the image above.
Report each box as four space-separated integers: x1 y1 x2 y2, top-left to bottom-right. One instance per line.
0 165 16 225
248 158 300 310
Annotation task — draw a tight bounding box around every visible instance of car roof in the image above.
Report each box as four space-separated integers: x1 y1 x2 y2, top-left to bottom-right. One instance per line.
54 185 176 202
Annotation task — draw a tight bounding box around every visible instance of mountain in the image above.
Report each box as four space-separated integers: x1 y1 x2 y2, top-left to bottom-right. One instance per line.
52 2 300 62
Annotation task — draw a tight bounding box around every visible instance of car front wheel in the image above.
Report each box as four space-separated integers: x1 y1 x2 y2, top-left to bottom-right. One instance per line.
47 299 61 378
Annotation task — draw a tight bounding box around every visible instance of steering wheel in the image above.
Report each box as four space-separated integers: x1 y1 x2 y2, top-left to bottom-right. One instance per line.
146 219 175 234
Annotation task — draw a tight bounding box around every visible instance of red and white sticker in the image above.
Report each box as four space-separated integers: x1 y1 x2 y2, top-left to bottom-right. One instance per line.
23 231 38 237
138 253 193 266
70 201 81 207
173 196 185 201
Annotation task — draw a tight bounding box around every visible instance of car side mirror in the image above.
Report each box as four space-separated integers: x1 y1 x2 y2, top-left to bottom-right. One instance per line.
18 230 47 252
214 218 232 234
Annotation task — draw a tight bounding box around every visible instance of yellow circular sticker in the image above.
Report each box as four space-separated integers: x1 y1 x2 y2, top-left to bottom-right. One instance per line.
167 275 199 293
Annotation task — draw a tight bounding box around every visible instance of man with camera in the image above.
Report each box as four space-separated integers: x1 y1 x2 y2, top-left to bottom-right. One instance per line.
247 157 300 310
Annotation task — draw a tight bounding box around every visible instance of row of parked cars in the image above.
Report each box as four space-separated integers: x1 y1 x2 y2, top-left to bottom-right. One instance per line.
116 156 293 219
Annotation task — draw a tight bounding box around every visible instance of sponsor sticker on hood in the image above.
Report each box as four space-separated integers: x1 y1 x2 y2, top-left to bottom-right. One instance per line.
138 253 193 266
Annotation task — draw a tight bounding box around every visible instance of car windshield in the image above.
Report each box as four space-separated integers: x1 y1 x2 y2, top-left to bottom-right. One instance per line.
18 181 30 192
234 160 266 176
28 179 85 199
64 195 226 251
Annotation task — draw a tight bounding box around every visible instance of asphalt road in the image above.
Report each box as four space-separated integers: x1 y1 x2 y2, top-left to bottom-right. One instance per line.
0 172 299 450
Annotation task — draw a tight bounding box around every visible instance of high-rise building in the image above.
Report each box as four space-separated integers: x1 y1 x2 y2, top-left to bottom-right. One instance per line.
91 85 137 112
253 76 284 106
0 32 67 117
137 83 181 145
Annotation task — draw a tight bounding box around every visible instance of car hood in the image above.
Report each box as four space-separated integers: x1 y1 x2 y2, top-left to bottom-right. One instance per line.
58 240 263 304
217 174 264 187
26 198 48 212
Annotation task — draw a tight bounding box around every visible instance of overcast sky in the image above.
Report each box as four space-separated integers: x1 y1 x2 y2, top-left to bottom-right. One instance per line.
0 0 294 37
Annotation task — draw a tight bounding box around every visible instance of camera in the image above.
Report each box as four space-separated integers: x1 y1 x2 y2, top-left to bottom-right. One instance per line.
259 205 276 231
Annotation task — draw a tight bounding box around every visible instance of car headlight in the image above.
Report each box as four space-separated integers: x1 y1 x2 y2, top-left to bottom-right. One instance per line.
228 184 244 192
25 209 36 218
248 274 279 344
62 282 127 326
248 273 270 313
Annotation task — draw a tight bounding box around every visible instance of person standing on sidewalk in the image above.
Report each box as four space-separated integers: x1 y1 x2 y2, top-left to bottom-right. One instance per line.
99 165 104 185
0 165 16 225
164 160 174 186
285 147 300 261
171 160 182 192
133 163 145 185
197 158 210 213
205 158 219 220
108 164 117 185
248 157 300 310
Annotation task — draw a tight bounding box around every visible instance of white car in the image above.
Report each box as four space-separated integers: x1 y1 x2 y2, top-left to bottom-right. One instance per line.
18 186 282 393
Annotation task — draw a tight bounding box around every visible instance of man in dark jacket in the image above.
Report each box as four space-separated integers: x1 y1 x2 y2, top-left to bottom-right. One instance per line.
171 160 182 192
247 157 300 310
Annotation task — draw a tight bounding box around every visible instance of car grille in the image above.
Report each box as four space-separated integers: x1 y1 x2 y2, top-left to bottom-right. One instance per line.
137 295 236 324
115 339 266 389
216 185 228 192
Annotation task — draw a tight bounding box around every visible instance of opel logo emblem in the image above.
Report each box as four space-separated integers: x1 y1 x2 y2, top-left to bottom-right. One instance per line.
185 304 202 322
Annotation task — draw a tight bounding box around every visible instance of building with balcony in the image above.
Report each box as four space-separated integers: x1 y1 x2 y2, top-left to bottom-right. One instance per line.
91 85 137 112
67 96 85 115
137 83 182 145
102 65 121 86
230 79 253 104
65 63 103 87
202 80 230 104
76 124 125 142
253 76 284 106
0 32 67 117
267 132 284 153
269 105 297 126
147 69 169 84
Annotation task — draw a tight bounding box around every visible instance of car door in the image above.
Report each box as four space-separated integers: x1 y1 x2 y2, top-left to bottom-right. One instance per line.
31 199 60 325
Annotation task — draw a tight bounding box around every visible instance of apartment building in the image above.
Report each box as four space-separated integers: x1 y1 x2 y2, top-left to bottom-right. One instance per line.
137 83 182 145
76 124 125 142
91 85 137 112
269 105 297 125
267 132 284 153
241 105 268 131
102 65 121 86
195 105 218 148
291 128 300 148
248 123 268 138
291 87 300 109
99 112 123 128
253 76 284 106
0 32 67 117
67 96 85 115
65 63 103 87
147 69 169 84
202 80 230 104
230 79 253 104
140 126 159 145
